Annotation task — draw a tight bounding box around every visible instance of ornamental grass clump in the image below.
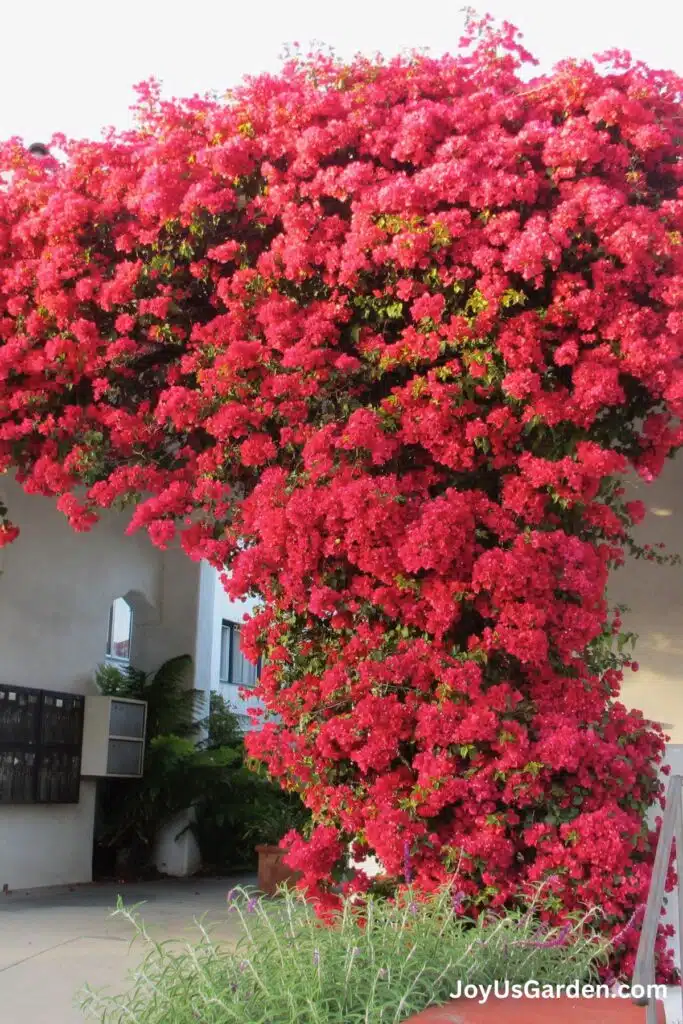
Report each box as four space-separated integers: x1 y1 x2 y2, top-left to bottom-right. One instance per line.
80 885 610 1024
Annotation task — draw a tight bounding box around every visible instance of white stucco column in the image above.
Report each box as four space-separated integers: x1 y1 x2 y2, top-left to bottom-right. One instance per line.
193 561 218 714
152 558 215 878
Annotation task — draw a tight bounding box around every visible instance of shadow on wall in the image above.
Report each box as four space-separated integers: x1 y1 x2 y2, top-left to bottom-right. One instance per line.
113 589 160 671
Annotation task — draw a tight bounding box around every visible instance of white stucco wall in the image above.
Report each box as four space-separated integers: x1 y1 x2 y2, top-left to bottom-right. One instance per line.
0 475 202 890
610 455 683 741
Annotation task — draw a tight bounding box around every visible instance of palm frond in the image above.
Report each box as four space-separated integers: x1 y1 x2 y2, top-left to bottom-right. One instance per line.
95 662 146 696
139 655 201 738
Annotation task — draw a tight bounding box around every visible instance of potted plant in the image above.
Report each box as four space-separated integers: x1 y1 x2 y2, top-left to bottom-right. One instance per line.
244 796 309 895
83 886 664 1023
401 996 667 1022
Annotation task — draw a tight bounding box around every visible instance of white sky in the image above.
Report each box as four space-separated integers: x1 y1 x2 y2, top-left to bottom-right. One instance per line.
3 0 682 144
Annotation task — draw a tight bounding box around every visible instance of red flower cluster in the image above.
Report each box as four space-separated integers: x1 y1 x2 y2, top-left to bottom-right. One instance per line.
0 15 681 977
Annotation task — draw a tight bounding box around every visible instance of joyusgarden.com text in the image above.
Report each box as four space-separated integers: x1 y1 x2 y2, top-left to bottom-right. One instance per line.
450 980 667 1004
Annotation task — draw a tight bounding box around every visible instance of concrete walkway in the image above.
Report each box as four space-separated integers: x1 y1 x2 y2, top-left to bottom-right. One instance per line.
0 875 253 1023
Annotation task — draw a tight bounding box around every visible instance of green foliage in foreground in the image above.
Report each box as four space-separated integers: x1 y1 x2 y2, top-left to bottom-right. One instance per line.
80 884 610 1024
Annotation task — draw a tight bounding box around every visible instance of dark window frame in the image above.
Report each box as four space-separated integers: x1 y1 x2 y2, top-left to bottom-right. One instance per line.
0 684 84 804
219 620 262 688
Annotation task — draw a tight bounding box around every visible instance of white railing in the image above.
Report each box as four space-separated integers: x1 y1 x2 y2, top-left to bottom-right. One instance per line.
633 774 683 1022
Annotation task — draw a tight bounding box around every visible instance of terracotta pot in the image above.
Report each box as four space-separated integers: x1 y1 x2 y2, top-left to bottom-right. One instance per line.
402 996 666 1022
255 844 301 896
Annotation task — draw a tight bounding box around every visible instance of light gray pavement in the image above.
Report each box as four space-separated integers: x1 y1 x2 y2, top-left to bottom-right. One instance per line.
0 875 254 1024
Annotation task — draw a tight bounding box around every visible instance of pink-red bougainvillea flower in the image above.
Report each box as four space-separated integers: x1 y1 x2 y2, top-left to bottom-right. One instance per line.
0 13 681 979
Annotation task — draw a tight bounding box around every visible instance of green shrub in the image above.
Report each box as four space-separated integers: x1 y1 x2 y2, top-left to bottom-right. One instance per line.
80 884 610 1023
191 762 310 870
94 656 217 875
94 660 310 876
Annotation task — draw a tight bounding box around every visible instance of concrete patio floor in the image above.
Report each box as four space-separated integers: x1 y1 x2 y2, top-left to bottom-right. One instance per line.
0 875 253 1023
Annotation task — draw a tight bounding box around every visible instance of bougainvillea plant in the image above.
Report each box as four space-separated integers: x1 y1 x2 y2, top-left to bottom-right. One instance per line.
0 13 682 977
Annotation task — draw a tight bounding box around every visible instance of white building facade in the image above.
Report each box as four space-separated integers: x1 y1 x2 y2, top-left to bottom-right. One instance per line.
0 474 261 891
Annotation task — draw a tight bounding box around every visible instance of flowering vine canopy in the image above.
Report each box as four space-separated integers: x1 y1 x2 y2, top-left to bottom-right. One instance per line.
1 14 682 977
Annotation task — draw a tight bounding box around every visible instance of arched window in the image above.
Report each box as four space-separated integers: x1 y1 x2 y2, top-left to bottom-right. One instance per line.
106 597 133 663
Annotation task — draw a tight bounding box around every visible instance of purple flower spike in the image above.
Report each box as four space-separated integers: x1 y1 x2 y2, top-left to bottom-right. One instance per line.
612 904 644 946
452 889 465 913
516 922 572 949
246 897 258 913
551 923 572 947
403 840 413 885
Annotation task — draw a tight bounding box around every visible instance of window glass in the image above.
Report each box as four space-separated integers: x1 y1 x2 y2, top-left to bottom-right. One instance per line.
231 625 259 687
109 700 146 739
220 621 260 687
219 621 231 683
107 739 144 776
106 597 132 661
